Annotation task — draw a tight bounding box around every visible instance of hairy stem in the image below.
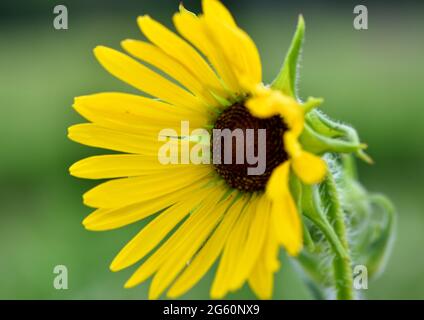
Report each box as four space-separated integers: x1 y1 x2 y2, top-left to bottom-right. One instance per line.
325 172 354 300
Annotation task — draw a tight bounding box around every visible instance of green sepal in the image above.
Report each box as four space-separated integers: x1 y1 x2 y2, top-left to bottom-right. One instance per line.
300 110 372 163
289 174 316 253
302 96 324 113
360 194 396 278
295 180 350 293
271 15 305 98
301 183 348 260
331 155 396 280
296 251 332 291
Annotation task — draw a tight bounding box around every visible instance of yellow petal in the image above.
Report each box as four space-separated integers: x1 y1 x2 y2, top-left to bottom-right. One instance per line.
167 196 246 298
270 196 302 256
137 15 227 97
121 39 218 107
246 87 303 131
265 162 290 199
93 46 203 110
203 15 262 87
245 92 278 118
73 93 208 135
68 124 164 155
68 123 199 158
83 165 212 208
210 196 258 299
149 189 235 299
229 195 271 290
248 255 273 300
82 177 211 230
173 9 241 94
124 185 227 290
263 221 281 273
292 151 327 185
202 0 236 26
110 188 210 271
266 162 303 256
70 154 192 179
248 216 281 300
284 131 303 158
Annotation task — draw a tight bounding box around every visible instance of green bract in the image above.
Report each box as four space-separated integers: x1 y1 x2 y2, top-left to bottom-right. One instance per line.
273 15 396 300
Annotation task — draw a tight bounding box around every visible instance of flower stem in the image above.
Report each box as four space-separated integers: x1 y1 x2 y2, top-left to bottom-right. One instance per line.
325 172 355 300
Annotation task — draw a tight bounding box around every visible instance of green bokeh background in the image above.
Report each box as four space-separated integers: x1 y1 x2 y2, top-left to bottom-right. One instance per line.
0 0 423 299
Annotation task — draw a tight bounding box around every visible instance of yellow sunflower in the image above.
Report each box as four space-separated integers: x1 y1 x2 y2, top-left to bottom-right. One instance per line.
69 0 326 299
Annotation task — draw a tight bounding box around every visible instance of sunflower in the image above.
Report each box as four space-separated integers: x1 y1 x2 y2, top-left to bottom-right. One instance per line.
68 0 327 299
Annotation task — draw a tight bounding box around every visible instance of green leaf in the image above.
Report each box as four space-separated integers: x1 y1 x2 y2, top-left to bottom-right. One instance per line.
360 194 396 279
271 15 305 98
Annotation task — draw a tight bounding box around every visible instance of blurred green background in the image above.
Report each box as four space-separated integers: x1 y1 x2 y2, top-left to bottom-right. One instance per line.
0 0 423 299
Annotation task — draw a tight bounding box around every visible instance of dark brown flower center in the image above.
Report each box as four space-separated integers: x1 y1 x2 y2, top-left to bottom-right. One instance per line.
212 103 288 192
